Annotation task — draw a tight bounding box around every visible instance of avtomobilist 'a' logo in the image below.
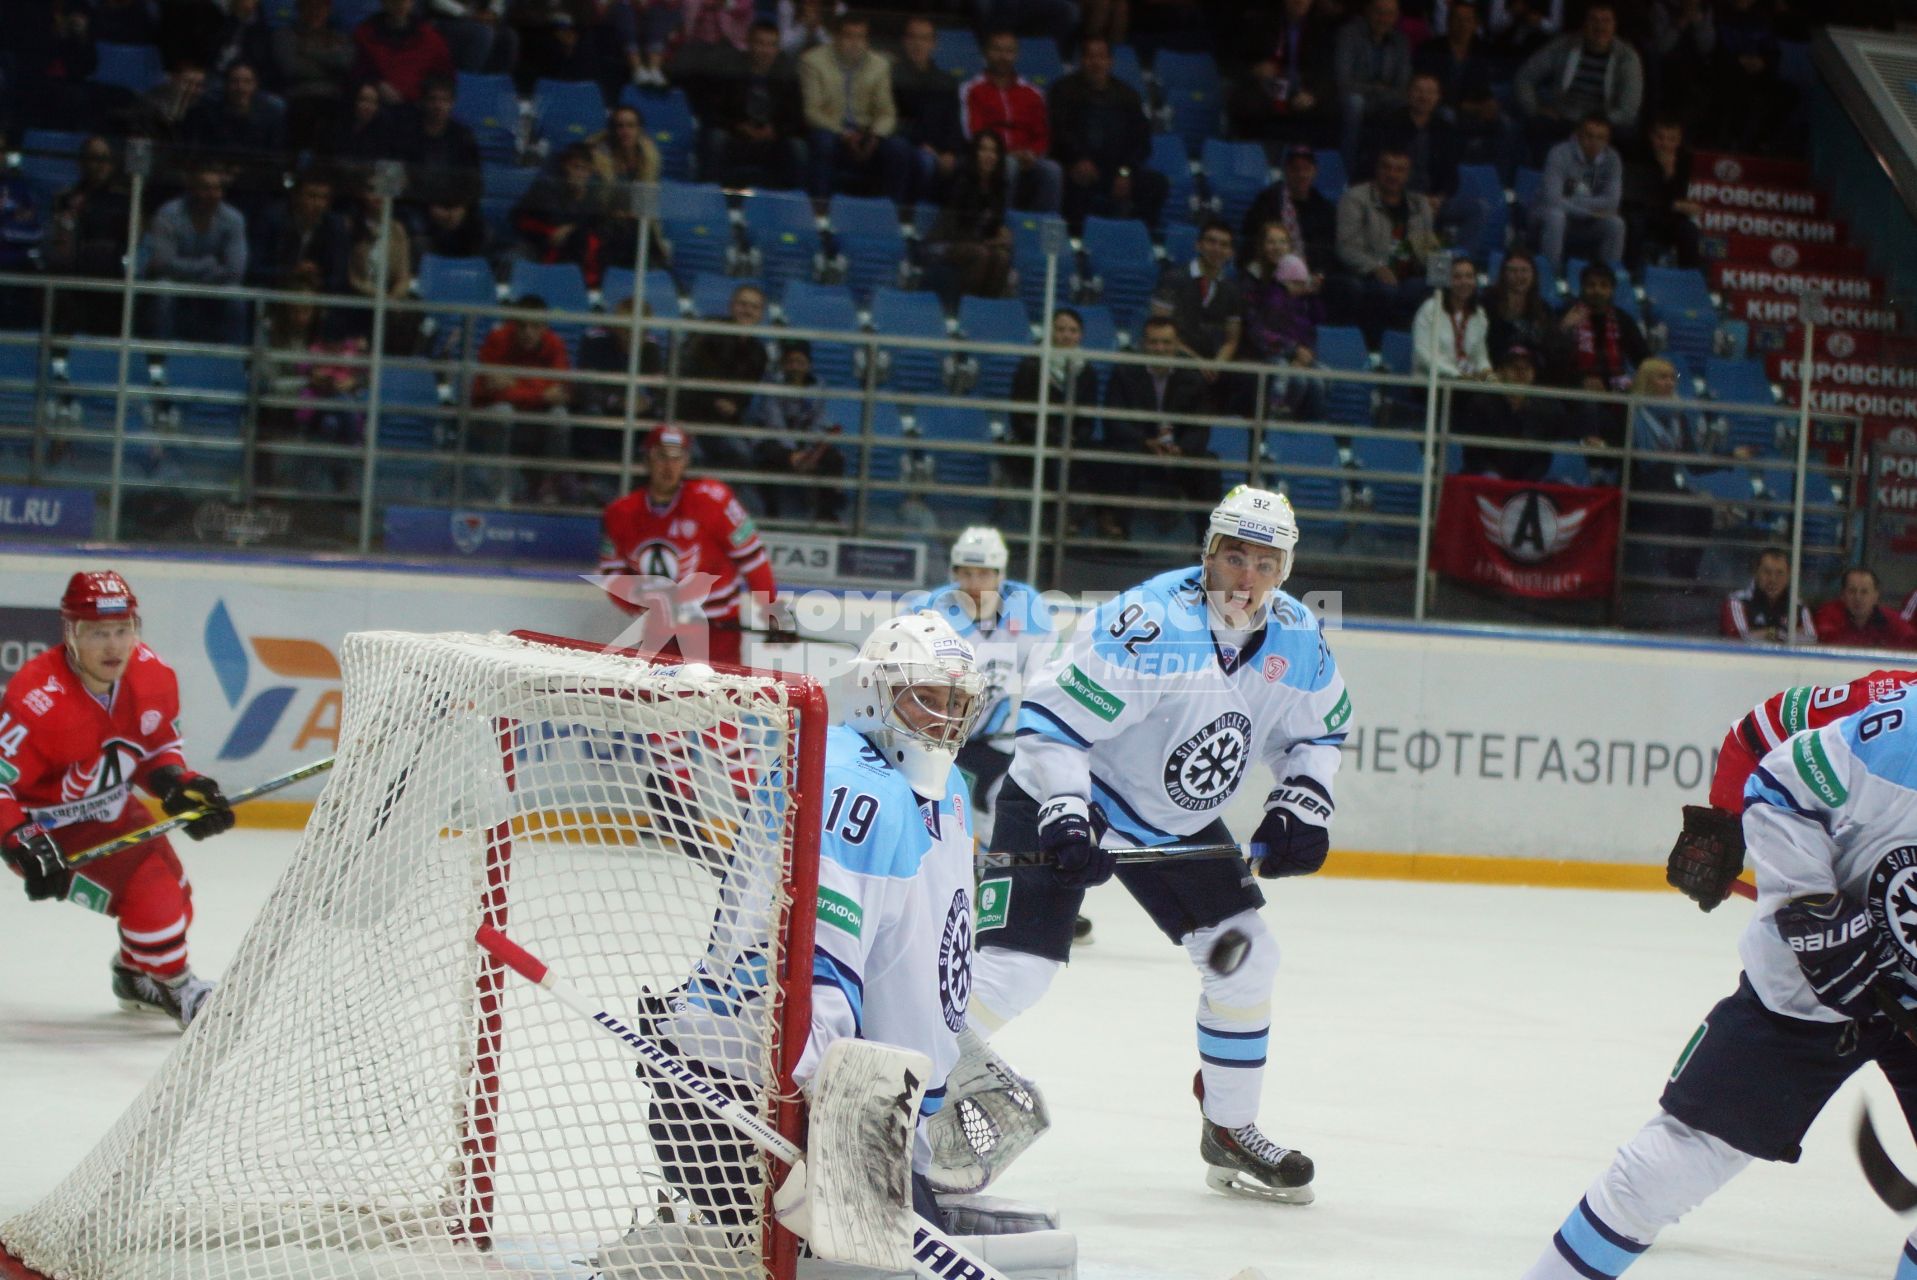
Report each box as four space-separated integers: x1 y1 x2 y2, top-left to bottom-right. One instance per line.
1476 491 1588 564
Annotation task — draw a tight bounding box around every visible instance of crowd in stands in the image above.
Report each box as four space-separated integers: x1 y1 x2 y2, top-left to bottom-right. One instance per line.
0 0 1906 634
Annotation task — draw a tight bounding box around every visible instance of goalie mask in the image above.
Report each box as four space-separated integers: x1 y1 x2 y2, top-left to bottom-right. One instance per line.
849 611 987 797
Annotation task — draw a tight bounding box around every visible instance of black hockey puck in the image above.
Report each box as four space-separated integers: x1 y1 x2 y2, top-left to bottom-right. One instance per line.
1208 928 1250 975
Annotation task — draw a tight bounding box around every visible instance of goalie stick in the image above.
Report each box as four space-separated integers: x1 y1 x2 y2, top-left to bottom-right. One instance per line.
977 842 1244 871
61 756 336 869
472 924 1027 1280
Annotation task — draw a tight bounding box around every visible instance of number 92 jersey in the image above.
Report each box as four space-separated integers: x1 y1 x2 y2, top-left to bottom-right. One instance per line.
1008 567 1351 847
1741 691 1917 1022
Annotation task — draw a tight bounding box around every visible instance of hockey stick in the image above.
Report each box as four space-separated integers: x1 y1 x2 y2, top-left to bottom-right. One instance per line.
977 842 1245 871
1723 879 1917 1211
473 924 1024 1280
61 756 336 869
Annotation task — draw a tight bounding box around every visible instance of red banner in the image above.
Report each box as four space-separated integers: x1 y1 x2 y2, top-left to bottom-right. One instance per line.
1429 476 1621 599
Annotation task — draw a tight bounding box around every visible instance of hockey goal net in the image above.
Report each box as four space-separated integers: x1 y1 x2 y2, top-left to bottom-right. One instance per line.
0 629 827 1280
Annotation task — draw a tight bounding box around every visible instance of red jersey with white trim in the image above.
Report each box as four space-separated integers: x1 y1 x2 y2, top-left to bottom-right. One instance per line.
598 478 777 623
0 643 188 836
1707 667 1917 812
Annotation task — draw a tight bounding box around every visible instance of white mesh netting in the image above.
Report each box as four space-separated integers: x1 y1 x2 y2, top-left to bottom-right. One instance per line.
0 631 816 1280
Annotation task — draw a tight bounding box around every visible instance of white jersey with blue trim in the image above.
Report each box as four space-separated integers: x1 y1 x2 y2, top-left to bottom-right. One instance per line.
1009 567 1351 846
1740 691 1917 1023
901 579 1056 743
798 723 976 1164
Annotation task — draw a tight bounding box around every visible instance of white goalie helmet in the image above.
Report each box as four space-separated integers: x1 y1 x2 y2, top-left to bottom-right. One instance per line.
848 611 989 797
949 526 1009 574
1204 484 1300 586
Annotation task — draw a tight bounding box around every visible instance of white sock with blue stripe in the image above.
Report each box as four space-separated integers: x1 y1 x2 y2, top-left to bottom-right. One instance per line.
1183 911 1279 1128
1897 1237 1917 1280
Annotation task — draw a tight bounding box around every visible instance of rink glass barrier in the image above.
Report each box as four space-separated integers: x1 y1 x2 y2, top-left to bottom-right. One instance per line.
0 180 1864 634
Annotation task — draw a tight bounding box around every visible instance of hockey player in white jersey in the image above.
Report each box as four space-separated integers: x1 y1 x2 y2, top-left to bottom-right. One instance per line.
962 485 1351 1204
1523 693 1917 1279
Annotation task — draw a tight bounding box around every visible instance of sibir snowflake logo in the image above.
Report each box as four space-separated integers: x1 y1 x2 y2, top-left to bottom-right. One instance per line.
203 601 342 760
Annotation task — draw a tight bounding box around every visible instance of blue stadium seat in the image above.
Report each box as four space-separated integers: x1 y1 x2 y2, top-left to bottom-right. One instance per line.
779 282 861 387
373 367 448 500
828 195 909 297
18 155 77 209
92 43 164 94
1312 150 1348 203
620 86 698 181
1644 265 1717 374
159 353 247 483
658 181 735 281
1705 356 1781 455
1153 51 1222 151
1270 427 1342 473
508 261 590 315
1453 164 1505 262
1210 423 1256 489
21 130 86 158
1150 133 1197 225
957 296 1033 401
480 163 538 240
330 0 381 29
1078 216 1158 334
870 288 948 393
934 29 982 80
456 72 521 162
418 254 500 355
1073 304 1119 352
1162 221 1198 266
1201 139 1271 233
1009 213 1072 315
1111 44 1146 97
741 192 823 287
690 271 758 319
1314 325 1373 426
1350 434 1425 518
1512 167 1543 230
1379 329 1413 376
1015 41 1065 91
602 266 683 318
0 335 44 470
533 79 608 153
913 405 996 526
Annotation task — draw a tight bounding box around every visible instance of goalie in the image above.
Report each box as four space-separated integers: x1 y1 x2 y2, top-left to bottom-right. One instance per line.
597 612 1074 1279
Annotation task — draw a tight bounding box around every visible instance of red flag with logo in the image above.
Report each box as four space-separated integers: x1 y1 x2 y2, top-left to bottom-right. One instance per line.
1429 476 1622 599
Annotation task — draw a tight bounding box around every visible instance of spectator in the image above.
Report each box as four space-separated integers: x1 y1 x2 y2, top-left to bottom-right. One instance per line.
1151 218 1243 378
45 136 131 335
389 74 482 203
185 61 287 209
1333 0 1413 165
1648 0 1715 127
249 167 352 290
926 130 1014 302
0 136 44 330
132 61 210 154
323 80 400 166
353 0 455 106
1455 342 1566 479
1622 115 1701 271
962 31 1062 214
1333 145 1439 345
1708 0 1796 154
1048 36 1164 231
1006 307 1098 493
1483 248 1555 364
1411 255 1491 378
605 0 682 88
1722 546 1816 644
890 15 966 202
472 296 574 501
207 0 276 84
343 169 416 349
433 0 514 77
273 0 357 153
1082 0 1128 45
677 282 770 469
93 0 160 46
1098 315 1216 539
1535 112 1625 270
749 338 847 523
972 0 1078 49
145 166 249 347
1240 220 1326 423
1627 356 1754 578
1486 0 1559 69
777 0 833 56
512 143 611 285
528 12 598 84
699 21 807 190
1416 0 1513 176
416 188 495 265
1814 567 1917 650
1230 0 1337 148
798 13 912 203
9 0 97 132
590 102 664 186
1365 71 1487 255
573 296 665 420
676 0 757 85
1549 261 1644 448
1241 144 1336 273
260 261 365 493
1514 1 1643 149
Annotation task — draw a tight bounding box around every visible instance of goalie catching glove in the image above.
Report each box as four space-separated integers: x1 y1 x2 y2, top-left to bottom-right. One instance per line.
150 767 236 840
926 1028 1052 1194
1666 804 1744 911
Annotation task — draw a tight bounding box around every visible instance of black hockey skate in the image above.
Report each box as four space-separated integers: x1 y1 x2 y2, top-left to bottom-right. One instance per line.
1194 1070 1313 1204
111 960 215 1030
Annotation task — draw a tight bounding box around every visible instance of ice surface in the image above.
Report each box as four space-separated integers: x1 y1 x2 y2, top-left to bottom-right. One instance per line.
0 832 1902 1279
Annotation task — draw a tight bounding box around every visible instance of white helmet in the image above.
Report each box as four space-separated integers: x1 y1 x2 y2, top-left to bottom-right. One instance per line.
1204 485 1300 585
848 611 988 797
949 526 1009 573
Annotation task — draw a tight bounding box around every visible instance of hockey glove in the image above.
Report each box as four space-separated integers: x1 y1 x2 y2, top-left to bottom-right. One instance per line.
1039 798 1114 889
154 769 237 841
1666 804 1745 912
1250 780 1332 879
3 822 70 902
1775 893 1901 1020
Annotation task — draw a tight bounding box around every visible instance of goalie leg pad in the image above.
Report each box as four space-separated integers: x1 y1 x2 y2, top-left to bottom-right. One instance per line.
935 1193 1060 1236
797 1228 1077 1280
925 1027 1052 1194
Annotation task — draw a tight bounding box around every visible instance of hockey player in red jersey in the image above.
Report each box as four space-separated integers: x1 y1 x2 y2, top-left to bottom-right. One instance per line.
0 571 236 1027
597 423 778 669
1667 666 1917 910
